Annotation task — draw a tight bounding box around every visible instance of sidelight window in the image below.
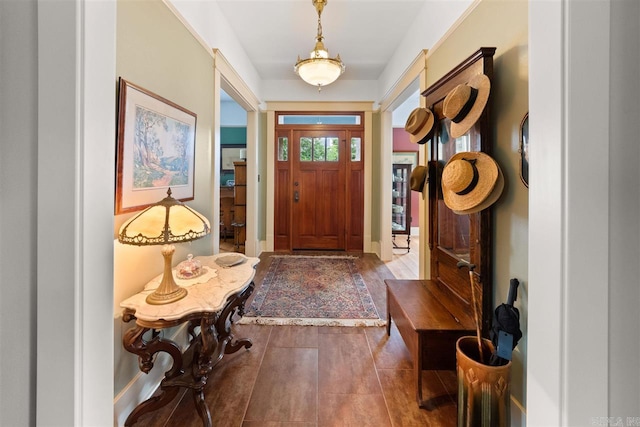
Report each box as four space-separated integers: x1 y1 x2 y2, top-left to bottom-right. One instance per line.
278 137 288 161
351 137 361 161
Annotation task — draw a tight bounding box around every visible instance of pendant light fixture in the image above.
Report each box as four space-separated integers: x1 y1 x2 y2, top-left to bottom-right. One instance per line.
294 0 345 92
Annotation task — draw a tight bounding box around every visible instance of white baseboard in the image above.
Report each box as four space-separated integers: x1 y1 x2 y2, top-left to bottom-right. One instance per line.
113 324 190 427
510 394 527 426
371 240 382 259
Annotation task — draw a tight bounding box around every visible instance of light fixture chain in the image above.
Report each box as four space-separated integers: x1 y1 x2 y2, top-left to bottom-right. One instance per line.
316 8 323 40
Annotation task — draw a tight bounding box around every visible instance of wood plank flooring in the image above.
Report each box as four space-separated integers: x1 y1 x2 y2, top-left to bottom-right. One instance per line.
385 234 420 280
131 240 458 427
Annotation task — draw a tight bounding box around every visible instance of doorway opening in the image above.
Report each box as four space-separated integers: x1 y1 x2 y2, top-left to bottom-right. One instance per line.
219 89 248 253
389 89 421 278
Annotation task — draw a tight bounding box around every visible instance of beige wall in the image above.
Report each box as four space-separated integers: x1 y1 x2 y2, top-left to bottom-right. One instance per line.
370 111 382 242
113 0 215 396
425 0 529 417
258 112 268 241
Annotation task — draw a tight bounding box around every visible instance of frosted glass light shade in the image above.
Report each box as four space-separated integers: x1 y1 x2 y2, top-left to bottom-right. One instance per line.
295 56 344 87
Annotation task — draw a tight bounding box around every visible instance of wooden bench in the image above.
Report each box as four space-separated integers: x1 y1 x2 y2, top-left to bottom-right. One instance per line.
385 279 477 408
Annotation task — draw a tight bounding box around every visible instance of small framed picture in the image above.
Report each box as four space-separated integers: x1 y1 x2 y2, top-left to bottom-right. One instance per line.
519 112 529 187
392 151 418 170
221 145 245 172
115 78 197 214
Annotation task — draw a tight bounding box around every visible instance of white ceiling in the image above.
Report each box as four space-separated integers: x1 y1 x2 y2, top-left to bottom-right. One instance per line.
207 0 471 124
215 0 434 82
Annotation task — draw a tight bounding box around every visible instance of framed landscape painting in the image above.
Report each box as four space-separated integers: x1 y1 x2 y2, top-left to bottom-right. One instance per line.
115 78 197 214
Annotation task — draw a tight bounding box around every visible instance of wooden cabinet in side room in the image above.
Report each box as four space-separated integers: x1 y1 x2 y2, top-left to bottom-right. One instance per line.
233 161 246 252
392 163 411 252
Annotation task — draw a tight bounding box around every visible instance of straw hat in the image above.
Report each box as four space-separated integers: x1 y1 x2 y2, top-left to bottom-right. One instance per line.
410 166 428 192
443 74 491 139
404 107 435 144
441 152 504 214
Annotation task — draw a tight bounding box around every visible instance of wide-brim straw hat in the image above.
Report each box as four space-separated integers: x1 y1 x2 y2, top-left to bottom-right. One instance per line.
443 74 491 139
404 107 435 144
441 151 504 214
410 165 428 192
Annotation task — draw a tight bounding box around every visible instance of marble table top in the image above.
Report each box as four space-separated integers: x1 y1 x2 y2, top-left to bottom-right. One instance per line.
120 253 260 323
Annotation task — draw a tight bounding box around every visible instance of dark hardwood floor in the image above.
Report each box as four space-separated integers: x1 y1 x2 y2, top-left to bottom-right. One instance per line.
131 250 457 427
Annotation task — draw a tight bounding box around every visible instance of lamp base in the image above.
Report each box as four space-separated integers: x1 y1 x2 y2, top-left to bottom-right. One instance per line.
145 285 187 305
145 244 188 305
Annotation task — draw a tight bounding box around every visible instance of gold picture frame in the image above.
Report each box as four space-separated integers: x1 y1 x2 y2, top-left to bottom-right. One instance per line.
115 78 197 214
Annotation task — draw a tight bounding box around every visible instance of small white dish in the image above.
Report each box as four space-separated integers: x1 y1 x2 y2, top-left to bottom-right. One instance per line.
215 254 246 268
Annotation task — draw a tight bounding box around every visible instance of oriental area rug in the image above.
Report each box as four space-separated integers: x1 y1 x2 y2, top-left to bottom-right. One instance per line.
238 255 385 327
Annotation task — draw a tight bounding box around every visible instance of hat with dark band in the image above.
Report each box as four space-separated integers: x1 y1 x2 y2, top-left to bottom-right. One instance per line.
441 151 503 214
404 107 435 144
443 74 491 139
410 165 428 192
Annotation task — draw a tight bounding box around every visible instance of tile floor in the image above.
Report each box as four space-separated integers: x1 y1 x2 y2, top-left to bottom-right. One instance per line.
130 247 457 427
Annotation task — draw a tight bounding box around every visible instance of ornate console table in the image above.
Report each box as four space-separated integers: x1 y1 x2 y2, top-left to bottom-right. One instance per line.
120 253 260 426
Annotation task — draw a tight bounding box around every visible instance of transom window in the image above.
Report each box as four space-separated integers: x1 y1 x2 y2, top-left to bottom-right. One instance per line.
279 114 361 125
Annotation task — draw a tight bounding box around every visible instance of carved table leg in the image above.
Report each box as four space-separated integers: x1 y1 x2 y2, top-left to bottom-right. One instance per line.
191 316 216 427
217 281 255 356
123 325 184 426
192 388 212 427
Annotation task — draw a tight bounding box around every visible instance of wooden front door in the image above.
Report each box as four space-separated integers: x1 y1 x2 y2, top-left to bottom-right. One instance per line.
291 130 346 249
273 112 364 252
